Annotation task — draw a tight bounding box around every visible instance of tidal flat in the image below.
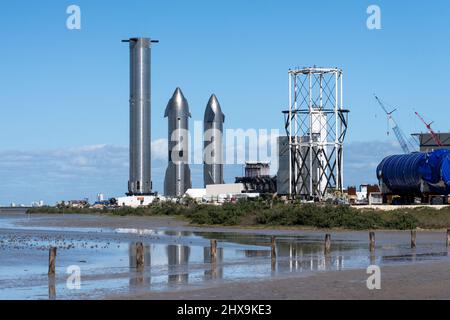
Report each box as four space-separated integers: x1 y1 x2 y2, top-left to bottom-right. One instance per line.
1 211 449 300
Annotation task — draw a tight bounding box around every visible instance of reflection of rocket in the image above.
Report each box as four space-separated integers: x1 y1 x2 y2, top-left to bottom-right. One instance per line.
203 94 225 187
122 38 156 196
203 246 224 280
167 244 190 284
164 88 192 197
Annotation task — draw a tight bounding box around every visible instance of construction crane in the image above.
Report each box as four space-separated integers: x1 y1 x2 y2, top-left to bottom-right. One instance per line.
374 95 415 154
414 111 443 146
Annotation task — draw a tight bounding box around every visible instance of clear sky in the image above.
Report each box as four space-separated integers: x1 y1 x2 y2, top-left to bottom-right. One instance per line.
0 1 449 204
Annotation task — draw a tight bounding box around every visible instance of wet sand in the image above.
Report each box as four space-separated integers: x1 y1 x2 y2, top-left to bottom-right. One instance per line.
12 213 450 251
14 213 190 230
111 261 450 300
1 212 450 300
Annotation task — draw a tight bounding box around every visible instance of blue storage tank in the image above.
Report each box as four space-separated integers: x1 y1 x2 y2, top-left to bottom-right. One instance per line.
377 149 450 195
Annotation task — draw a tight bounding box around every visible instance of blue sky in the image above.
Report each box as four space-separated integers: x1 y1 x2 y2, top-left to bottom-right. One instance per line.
0 1 449 204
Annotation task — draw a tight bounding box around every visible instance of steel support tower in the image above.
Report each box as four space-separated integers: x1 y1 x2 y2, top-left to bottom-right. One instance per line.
282 67 349 200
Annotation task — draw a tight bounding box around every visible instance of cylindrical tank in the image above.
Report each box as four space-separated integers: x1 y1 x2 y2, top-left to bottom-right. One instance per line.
125 38 153 195
203 94 225 187
164 88 192 197
377 149 450 195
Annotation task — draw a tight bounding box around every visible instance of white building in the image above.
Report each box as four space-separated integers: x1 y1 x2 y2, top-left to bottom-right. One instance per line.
116 196 157 208
184 189 207 202
206 183 245 198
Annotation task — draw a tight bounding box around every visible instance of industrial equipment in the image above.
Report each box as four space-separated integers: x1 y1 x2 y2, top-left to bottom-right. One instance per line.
277 136 290 195
281 67 349 200
414 111 443 147
374 95 416 154
164 88 192 197
377 149 450 202
412 132 450 152
203 94 225 187
235 162 277 194
123 38 158 196
244 162 270 178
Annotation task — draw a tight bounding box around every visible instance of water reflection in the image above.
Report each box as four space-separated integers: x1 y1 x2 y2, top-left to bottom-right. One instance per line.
267 242 348 273
204 247 224 280
4 219 449 300
162 230 195 237
48 275 56 300
381 251 449 263
128 243 151 288
128 243 151 268
167 245 190 285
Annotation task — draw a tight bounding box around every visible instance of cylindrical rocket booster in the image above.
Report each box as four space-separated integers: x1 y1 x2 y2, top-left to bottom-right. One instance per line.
203 94 225 187
123 38 156 196
164 88 192 197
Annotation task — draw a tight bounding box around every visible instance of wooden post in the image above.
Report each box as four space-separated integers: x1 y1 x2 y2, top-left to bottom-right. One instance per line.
210 240 217 262
271 236 277 260
324 234 331 255
447 229 450 248
411 230 417 249
136 242 144 270
369 232 375 253
48 247 57 275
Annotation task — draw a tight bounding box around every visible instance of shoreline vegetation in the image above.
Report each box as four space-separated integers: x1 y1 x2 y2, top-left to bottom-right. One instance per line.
26 199 450 231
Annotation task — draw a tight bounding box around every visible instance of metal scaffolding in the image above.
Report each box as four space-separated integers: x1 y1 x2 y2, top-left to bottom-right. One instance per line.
282 67 349 199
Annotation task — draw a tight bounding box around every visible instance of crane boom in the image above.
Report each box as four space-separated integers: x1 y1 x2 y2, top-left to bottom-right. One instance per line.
374 95 412 154
392 126 411 154
414 112 443 147
374 95 394 115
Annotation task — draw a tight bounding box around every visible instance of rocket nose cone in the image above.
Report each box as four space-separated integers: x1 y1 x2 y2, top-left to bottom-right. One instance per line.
165 87 191 118
173 87 184 101
207 94 220 109
208 94 218 104
205 94 225 123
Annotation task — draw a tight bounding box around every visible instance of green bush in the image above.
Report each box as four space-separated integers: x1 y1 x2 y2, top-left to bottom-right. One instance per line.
255 204 416 230
28 200 436 230
189 203 246 225
381 211 419 230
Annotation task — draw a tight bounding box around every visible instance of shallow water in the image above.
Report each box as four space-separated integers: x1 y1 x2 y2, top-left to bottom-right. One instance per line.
0 213 448 300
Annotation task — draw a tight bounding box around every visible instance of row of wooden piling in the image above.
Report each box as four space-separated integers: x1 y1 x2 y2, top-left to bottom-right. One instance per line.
46 240 220 275
46 229 450 275
322 229 450 255
270 229 450 259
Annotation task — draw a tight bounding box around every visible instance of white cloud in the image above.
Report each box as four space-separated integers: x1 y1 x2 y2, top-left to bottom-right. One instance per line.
0 139 404 205
344 140 403 186
0 145 130 205
151 139 168 161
